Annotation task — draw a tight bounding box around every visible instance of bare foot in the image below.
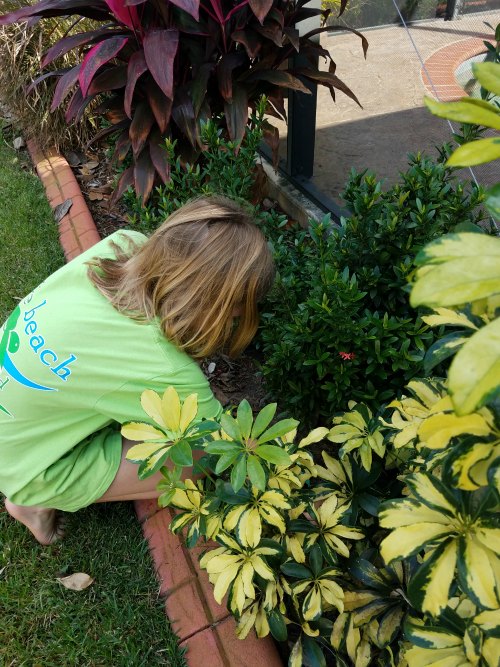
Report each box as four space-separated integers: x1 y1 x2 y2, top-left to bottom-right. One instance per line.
4 499 65 545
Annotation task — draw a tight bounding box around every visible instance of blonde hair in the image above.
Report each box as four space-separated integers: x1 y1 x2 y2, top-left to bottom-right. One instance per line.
87 196 275 359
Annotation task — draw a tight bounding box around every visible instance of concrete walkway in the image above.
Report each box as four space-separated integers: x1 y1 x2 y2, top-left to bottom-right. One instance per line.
278 9 500 205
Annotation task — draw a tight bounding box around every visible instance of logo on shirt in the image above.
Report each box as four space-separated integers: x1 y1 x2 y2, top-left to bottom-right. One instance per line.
0 295 78 417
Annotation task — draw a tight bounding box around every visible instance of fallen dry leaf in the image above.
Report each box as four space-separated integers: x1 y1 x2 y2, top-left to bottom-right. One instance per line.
90 184 113 194
83 161 99 170
56 572 94 591
88 191 104 201
66 151 83 167
53 199 73 223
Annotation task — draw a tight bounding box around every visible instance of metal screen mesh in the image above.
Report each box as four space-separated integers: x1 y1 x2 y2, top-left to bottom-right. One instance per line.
278 1 500 211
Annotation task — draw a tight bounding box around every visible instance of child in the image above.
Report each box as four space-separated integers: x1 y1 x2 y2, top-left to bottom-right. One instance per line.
1 196 274 545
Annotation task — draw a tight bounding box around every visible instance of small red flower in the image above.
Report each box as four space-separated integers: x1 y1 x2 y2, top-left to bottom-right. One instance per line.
339 351 356 361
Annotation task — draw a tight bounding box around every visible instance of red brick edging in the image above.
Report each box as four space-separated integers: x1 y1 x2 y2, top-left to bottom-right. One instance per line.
421 36 493 102
26 141 283 667
26 141 100 261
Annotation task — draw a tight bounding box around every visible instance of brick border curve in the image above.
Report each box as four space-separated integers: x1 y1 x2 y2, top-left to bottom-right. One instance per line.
26 141 283 667
421 36 493 102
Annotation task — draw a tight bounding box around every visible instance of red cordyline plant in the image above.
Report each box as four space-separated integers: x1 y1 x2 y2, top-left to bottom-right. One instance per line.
0 0 367 202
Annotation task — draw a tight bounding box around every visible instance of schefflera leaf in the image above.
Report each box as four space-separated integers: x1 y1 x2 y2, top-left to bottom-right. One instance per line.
379 473 500 615
411 233 500 415
122 387 209 478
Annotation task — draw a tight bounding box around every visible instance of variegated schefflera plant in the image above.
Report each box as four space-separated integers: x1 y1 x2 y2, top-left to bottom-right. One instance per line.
374 232 500 667
121 230 499 667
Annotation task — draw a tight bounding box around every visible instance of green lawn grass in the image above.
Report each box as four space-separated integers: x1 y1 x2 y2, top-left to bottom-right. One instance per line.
0 128 64 322
0 128 186 666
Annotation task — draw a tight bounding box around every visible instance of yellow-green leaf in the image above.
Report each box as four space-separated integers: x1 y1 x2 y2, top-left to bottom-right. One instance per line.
238 507 262 548
483 636 500 667
448 317 500 415
460 535 499 609
302 586 322 621
125 441 169 462
447 137 500 167
379 500 450 528
328 424 362 442
418 412 491 449
407 379 444 408
162 386 181 432
407 474 456 515
289 637 303 667
414 233 500 267
474 526 500 555
376 607 405 648
473 61 500 96
140 390 166 427
425 96 500 130
121 422 167 442
236 602 258 639
452 442 498 490
330 612 349 650
180 393 198 432
299 427 329 447
380 523 452 563
422 307 478 330
213 562 242 603
411 258 500 308
414 541 458 616
355 638 371 667
404 645 466 666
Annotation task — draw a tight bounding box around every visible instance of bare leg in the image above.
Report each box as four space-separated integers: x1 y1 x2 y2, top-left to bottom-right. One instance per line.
4 499 65 546
4 438 201 544
94 437 201 502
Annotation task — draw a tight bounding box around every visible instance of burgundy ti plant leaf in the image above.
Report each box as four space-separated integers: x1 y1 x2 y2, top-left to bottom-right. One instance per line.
0 0 367 202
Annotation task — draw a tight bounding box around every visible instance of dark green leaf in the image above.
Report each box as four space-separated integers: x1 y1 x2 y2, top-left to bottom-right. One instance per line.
215 450 241 474
205 440 242 455
267 609 288 642
350 559 389 591
281 562 312 579
137 449 169 479
169 439 193 467
215 480 251 505
230 456 247 493
303 636 326 667
308 544 323 577
158 489 175 507
254 444 291 466
251 403 277 439
256 418 299 444
247 456 266 490
237 399 253 440
220 414 242 442
423 331 469 375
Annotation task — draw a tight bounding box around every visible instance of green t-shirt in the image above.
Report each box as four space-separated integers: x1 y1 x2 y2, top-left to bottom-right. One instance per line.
0 230 221 501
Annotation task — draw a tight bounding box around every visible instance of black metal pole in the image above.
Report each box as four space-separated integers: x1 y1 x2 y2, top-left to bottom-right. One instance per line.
286 53 318 179
445 0 465 20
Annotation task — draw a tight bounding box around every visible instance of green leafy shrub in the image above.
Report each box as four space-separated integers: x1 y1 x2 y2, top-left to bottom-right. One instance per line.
257 152 486 426
0 0 367 201
121 227 499 667
124 98 266 231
